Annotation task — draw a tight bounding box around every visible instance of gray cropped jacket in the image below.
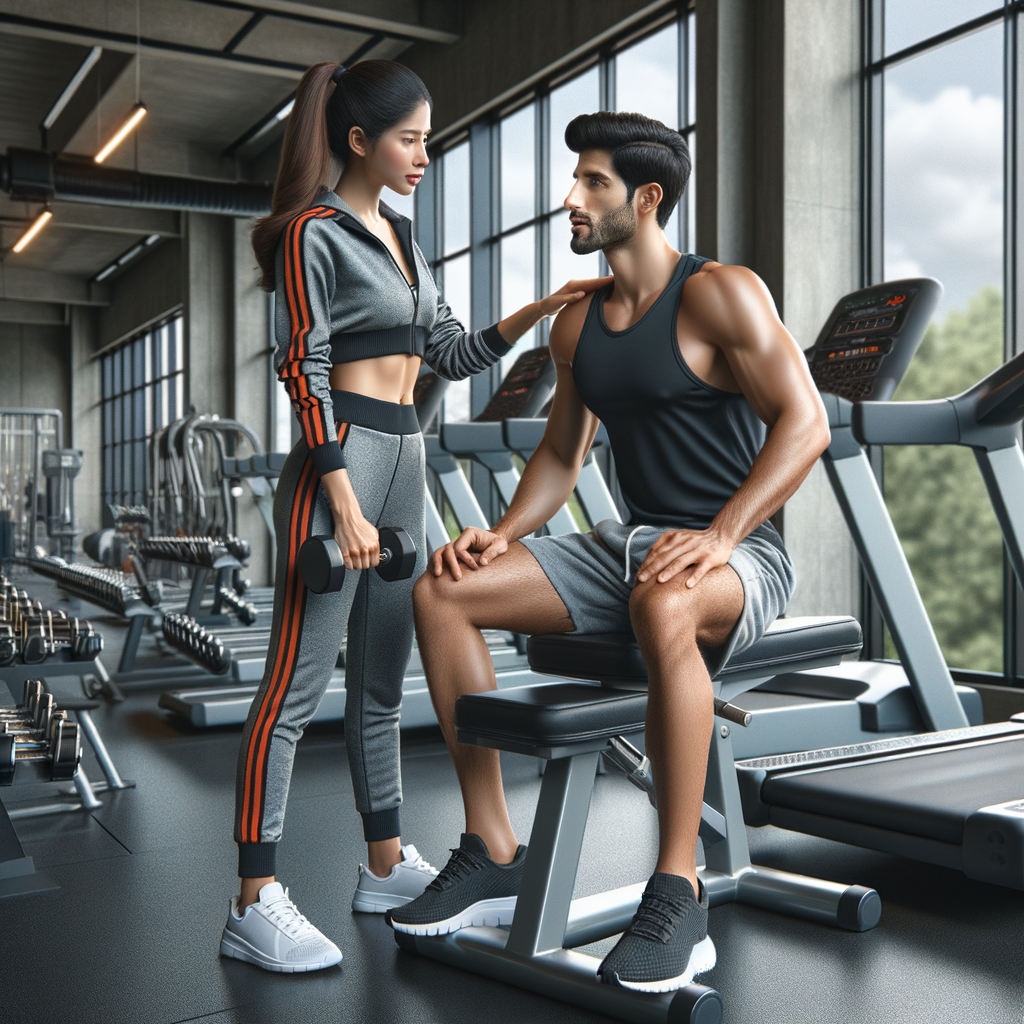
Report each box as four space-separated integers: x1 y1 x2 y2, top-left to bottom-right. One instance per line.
273 189 509 477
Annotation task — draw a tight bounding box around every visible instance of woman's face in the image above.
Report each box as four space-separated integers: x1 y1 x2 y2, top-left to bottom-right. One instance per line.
359 100 431 196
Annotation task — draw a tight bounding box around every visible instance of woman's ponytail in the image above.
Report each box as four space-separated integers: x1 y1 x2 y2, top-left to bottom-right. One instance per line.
251 59 431 291
252 61 338 291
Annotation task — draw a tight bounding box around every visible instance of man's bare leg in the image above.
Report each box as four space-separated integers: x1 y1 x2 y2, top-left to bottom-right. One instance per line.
413 543 573 863
628 565 744 894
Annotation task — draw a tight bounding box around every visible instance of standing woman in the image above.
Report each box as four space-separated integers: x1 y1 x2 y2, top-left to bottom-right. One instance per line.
220 59 606 973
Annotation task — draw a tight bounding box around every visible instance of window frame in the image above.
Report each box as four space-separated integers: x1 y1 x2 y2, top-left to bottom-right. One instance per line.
100 313 186 516
418 5 697 424
861 0 1024 680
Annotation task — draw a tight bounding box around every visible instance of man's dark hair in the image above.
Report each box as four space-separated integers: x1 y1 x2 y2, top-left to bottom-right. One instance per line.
564 112 690 229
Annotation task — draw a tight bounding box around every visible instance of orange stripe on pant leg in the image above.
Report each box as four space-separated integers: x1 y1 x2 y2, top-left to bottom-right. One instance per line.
242 457 315 840
246 462 320 842
240 457 317 842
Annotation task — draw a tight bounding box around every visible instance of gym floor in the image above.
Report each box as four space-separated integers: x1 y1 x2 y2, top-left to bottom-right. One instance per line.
1 566 1021 1024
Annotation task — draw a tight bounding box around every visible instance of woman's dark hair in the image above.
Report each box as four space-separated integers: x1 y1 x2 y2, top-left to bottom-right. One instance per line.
564 112 690 228
252 59 431 290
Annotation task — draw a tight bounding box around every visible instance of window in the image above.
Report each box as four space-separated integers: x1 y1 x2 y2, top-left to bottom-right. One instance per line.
101 316 184 511
420 8 697 422
865 2 1010 674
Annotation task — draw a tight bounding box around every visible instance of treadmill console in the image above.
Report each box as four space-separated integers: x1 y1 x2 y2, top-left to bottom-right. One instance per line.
806 278 942 403
476 346 555 422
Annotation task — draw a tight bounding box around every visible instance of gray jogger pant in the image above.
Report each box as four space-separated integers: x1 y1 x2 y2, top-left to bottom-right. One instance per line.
234 405 425 879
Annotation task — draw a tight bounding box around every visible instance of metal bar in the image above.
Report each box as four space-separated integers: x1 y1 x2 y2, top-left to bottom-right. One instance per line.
700 722 751 878
73 765 104 810
505 752 600 957
824 450 969 731
186 568 211 619
975 445 1024 590
573 456 622 525
118 613 147 673
865 6 1007 73
75 710 130 790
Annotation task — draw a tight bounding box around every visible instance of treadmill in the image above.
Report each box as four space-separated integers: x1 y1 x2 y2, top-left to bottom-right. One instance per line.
737 280 1024 890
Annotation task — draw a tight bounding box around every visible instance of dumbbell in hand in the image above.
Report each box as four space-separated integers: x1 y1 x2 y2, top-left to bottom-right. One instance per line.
298 527 417 594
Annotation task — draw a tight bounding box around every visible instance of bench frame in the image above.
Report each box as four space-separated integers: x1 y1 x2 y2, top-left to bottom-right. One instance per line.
396 625 880 1024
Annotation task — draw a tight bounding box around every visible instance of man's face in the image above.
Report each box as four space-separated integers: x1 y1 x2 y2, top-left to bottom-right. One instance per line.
564 149 637 255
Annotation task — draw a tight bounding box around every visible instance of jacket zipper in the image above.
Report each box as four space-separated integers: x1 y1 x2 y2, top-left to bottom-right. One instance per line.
337 212 420 355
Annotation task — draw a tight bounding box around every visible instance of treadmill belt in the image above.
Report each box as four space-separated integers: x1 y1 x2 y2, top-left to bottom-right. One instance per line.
761 734 1024 845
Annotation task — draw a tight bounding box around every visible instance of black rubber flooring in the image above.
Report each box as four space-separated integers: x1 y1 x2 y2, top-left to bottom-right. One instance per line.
1 566 1022 1024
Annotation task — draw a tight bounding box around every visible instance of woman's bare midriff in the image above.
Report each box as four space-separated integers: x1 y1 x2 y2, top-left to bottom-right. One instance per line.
329 353 422 405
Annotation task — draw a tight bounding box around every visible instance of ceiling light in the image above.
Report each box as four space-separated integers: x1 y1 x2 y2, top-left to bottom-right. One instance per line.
12 210 52 253
95 104 147 164
95 264 117 282
43 47 102 130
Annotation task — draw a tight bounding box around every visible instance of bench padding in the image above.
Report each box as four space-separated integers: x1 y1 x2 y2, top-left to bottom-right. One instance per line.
526 616 862 686
454 682 645 757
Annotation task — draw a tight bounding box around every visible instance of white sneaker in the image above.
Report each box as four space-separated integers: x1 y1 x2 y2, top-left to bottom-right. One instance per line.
220 882 342 973
352 844 438 913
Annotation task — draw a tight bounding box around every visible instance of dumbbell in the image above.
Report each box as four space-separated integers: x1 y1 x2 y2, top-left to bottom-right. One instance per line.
298 527 417 594
0 708 80 786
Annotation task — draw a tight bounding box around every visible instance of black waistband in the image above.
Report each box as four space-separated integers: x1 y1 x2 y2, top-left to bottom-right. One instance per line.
330 390 422 435
330 324 427 363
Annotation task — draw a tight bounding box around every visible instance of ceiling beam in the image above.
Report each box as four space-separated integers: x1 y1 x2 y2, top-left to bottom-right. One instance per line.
0 12 310 79
0 204 181 237
223 30 385 157
189 0 459 44
0 299 66 325
0 266 110 307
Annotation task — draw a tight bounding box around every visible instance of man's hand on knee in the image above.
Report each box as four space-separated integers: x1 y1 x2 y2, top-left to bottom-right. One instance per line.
636 526 736 587
430 528 509 580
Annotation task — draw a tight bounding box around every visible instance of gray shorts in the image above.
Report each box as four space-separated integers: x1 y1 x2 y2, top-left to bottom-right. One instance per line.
520 519 795 678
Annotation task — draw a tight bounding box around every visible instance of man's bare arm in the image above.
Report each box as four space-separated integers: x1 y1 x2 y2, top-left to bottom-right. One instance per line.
639 265 830 585
489 301 601 545
429 292 604 578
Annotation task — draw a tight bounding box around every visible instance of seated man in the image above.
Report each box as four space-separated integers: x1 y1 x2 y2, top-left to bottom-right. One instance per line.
387 111 830 993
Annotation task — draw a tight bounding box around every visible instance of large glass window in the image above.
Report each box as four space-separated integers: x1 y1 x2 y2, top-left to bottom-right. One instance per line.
423 8 696 423
101 316 184 510
868 3 1011 673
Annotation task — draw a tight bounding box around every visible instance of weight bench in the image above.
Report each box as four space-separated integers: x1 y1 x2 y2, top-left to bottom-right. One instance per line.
395 616 877 1024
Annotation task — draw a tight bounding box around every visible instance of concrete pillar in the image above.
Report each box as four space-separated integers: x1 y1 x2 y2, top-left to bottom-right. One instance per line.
183 212 233 418
231 218 273 586
696 0 862 618
69 306 103 541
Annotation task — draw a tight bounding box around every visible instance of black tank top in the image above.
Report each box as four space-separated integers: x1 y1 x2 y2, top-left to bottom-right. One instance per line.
572 254 766 529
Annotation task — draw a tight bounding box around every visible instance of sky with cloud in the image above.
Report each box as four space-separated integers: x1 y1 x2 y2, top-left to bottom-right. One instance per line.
883 21 1003 316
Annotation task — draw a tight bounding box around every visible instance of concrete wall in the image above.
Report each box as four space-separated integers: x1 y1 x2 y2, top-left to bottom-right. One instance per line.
695 0 862 618
98 239 183 350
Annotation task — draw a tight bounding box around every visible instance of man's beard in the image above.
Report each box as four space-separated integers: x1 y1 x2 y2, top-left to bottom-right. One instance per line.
570 199 637 255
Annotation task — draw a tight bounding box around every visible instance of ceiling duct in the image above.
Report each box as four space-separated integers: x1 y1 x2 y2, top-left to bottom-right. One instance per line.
1 148 272 217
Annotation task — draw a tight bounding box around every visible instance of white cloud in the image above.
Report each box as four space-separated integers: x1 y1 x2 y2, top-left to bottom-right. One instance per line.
884 84 1003 312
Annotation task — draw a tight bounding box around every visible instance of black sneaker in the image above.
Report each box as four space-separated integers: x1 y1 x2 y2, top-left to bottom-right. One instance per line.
385 833 526 936
598 873 716 993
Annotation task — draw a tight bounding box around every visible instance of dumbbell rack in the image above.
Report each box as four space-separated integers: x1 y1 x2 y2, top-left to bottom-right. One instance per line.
26 557 154 676
159 596 275 684
0 678 133 898
138 536 244 620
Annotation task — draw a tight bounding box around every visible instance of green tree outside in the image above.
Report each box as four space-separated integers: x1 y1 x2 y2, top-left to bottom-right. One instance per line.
883 286 1005 672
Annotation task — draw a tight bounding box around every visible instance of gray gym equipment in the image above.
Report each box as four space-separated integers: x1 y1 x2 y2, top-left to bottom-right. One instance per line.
42 448 83 562
733 326 1024 890
398 616 877 1024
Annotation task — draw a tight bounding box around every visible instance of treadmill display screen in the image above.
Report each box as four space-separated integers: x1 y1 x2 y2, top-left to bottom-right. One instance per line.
810 286 917 401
